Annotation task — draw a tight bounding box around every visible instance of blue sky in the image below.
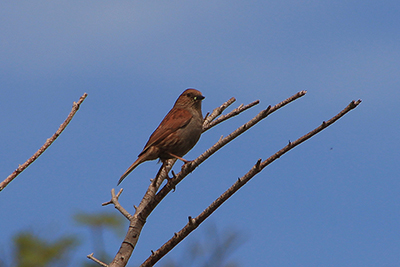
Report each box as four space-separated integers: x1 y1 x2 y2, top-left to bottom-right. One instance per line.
1 1 399 266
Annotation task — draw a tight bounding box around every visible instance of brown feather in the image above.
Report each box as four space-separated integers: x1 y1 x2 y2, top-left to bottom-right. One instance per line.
139 108 193 156
118 88 204 185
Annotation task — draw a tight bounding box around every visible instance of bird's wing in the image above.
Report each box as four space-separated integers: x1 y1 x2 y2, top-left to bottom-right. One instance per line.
139 108 192 156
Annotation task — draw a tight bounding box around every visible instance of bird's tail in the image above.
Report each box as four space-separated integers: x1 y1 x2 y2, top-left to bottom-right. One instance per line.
118 158 143 185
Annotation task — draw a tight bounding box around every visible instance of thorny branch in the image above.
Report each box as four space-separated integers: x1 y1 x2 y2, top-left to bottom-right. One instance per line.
0 93 88 192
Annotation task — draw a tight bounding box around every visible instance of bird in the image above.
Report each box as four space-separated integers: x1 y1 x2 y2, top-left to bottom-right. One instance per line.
118 89 205 185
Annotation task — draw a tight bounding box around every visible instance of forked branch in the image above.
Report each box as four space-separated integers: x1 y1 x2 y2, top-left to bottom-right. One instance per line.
202 99 260 132
102 188 132 220
106 91 307 267
140 99 362 267
151 90 308 203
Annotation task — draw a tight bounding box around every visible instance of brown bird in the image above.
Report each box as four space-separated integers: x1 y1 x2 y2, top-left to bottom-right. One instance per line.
118 89 205 185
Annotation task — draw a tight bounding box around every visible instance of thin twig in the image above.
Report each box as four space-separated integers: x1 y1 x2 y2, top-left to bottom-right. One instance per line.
87 253 109 267
0 93 88 192
203 97 236 126
102 188 132 220
140 99 362 266
202 99 260 132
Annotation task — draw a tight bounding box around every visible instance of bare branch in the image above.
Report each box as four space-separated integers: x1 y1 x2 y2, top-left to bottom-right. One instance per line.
102 188 132 220
87 253 109 267
110 91 359 267
153 91 307 201
0 93 88 192
108 91 306 267
107 159 176 267
203 97 236 126
140 98 362 266
202 99 260 132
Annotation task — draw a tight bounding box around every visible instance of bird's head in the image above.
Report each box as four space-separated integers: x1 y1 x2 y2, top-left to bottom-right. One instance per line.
175 89 205 111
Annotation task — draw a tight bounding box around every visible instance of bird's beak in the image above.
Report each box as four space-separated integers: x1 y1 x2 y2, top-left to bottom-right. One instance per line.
196 95 205 101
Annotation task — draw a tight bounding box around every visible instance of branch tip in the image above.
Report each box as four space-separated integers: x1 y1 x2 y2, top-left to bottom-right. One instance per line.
255 158 262 170
101 201 111 206
188 216 195 225
102 188 132 219
116 188 124 197
87 252 108 267
204 112 210 121
353 99 362 108
171 170 177 179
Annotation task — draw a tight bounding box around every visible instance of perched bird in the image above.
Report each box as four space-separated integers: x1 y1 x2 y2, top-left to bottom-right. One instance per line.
118 89 205 185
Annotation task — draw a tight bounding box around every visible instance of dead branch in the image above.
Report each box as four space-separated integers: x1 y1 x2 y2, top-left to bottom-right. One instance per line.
203 97 236 126
0 93 88 192
87 253 109 267
202 99 260 132
140 99 362 266
152 90 307 202
106 91 306 267
102 188 132 220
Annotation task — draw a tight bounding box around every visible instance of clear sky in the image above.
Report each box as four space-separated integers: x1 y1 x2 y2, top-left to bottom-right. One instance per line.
1 1 399 266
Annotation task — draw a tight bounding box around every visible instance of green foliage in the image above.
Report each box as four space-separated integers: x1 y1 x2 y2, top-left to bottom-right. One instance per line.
74 211 125 238
3 211 241 267
13 231 78 267
2 211 124 267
